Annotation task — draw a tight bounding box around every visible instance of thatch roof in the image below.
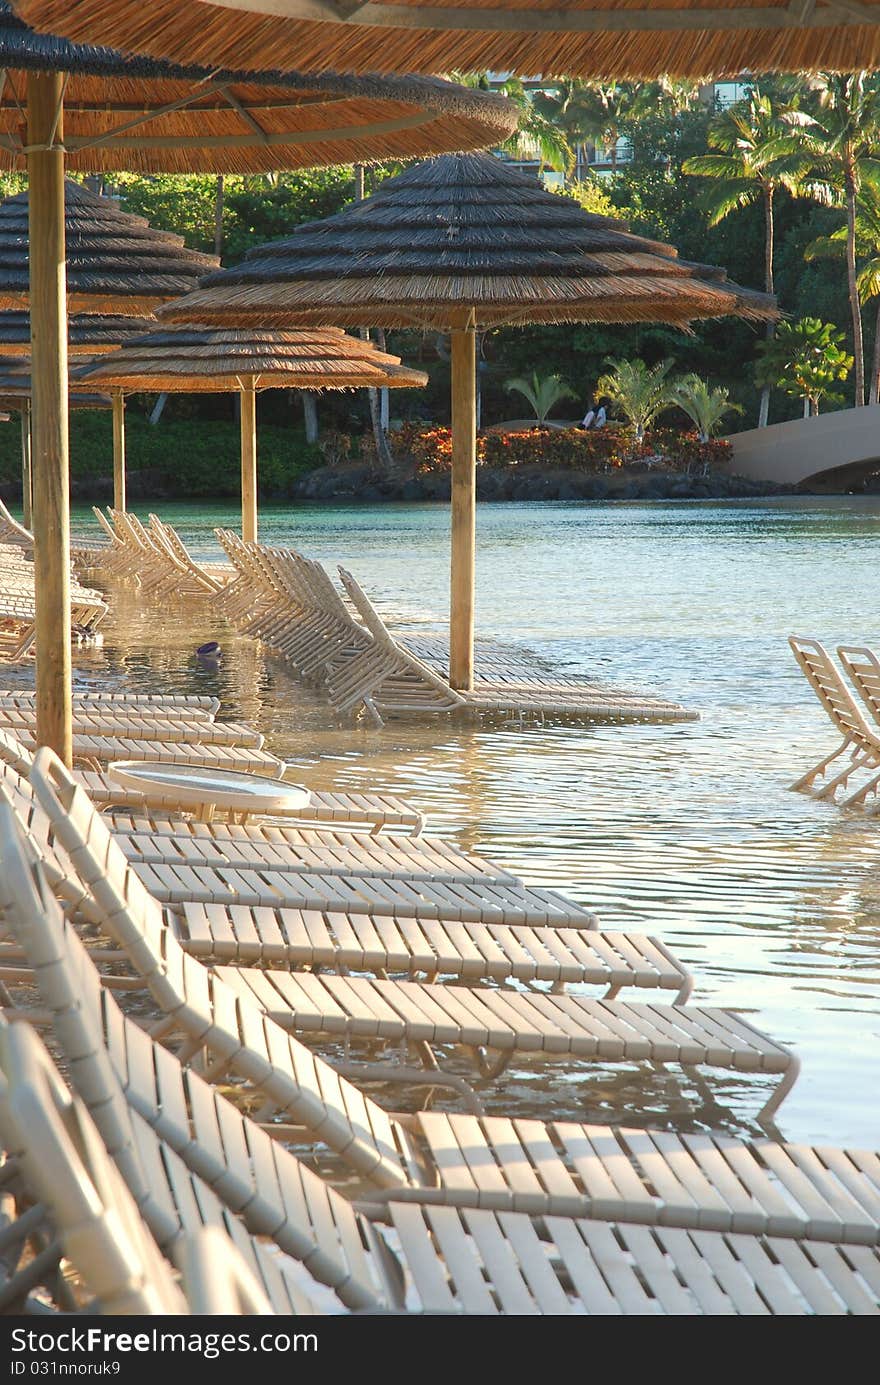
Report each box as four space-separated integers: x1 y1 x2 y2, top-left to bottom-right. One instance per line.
166 152 776 332
75 322 429 393
0 180 218 313
0 354 111 408
13 0 880 79
0 310 154 355
0 3 514 174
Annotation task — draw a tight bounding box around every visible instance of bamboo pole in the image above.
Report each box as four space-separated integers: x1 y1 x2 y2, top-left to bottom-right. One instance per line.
28 71 72 764
240 379 257 542
449 313 476 691
111 390 126 511
20 398 32 530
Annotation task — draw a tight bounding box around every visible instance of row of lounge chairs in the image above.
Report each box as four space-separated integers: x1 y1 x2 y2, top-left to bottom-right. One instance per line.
212 528 698 726
790 637 880 809
0 732 793 1112
80 511 697 726
0 777 878 1314
0 539 107 659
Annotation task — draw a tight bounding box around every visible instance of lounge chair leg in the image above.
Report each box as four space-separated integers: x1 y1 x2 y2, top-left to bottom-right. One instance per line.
756 1052 801 1124
841 769 880 807
790 739 851 793
813 750 872 800
334 1061 484 1116
472 1047 512 1081
362 696 384 728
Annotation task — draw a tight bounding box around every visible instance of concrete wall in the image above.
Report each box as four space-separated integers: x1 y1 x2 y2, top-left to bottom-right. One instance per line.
727 405 880 484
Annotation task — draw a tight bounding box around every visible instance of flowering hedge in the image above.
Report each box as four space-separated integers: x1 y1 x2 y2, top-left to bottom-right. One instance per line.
358 424 733 475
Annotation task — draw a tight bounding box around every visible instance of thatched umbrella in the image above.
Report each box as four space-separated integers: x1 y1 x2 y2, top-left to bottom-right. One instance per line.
0 4 515 173
0 308 153 520
0 179 216 521
0 2 513 764
166 152 776 691
0 310 153 356
76 322 428 541
13 0 880 79
0 353 112 525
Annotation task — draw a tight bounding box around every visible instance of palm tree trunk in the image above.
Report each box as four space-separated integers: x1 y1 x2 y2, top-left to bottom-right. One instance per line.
845 160 866 407
758 183 774 429
871 298 880 406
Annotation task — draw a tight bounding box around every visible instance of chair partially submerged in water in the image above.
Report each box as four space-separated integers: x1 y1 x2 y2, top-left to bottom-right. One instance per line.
337 567 698 726
789 637 880 803
3 798 879 1311
835 645 880 809
25 753 798 1118
0 733 691 1008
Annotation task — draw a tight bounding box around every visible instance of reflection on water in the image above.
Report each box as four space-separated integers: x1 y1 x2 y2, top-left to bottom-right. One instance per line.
15 495 880 1149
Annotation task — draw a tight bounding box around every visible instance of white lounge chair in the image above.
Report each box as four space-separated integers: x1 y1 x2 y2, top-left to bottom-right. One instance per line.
1 827 876 1315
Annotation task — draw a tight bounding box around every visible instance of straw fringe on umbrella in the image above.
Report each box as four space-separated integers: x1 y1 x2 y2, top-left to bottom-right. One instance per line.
0 3 515 173
0 180 218 314
14 0 880 79
77 323 428 541
0 310 154 355
164 152 777 691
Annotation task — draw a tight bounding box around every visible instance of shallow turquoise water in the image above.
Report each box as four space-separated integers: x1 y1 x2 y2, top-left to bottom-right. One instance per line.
54 496 880 1148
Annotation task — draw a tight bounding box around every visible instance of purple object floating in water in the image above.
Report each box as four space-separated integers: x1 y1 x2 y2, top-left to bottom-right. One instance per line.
196 641 221 659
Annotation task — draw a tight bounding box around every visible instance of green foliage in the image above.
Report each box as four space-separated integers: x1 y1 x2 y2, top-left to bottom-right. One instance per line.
503 371 576 423
754 316 853 414
114 166 400 261
554 178 616 217
0 412 320 498
669 376 744 441
595 358 676 438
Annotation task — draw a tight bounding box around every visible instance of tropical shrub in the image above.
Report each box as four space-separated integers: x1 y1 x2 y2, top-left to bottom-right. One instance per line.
669 375 744 441
504 371 576 424
754 316 854 416
368 423 732 475
594 358 676 438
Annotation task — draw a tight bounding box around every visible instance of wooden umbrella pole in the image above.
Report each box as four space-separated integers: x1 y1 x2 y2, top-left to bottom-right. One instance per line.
20 398 32 530
449 312 476 691
240 378 257 542
112 390 126 511
28 71 72 764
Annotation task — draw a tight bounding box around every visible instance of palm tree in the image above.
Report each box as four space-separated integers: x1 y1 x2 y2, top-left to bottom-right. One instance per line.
683 87 814 426
594 358 675 439
504 372 575 424
804 186 880 403
754 317 853 417
454 73 572 174
532 79 597 179
538 80 636 171
794 72 880 407
669 376 744 441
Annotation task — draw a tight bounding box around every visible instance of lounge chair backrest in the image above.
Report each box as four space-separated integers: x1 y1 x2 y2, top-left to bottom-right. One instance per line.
0 497 33 548
338 568 467 704
837 645 880 727
0 725 33 776
92 507 119 545
0 1018 188 1315
177 1228 275 1315
0 796 385 1311
0 740 99 922
788 637 877 748
28 750 412 1193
